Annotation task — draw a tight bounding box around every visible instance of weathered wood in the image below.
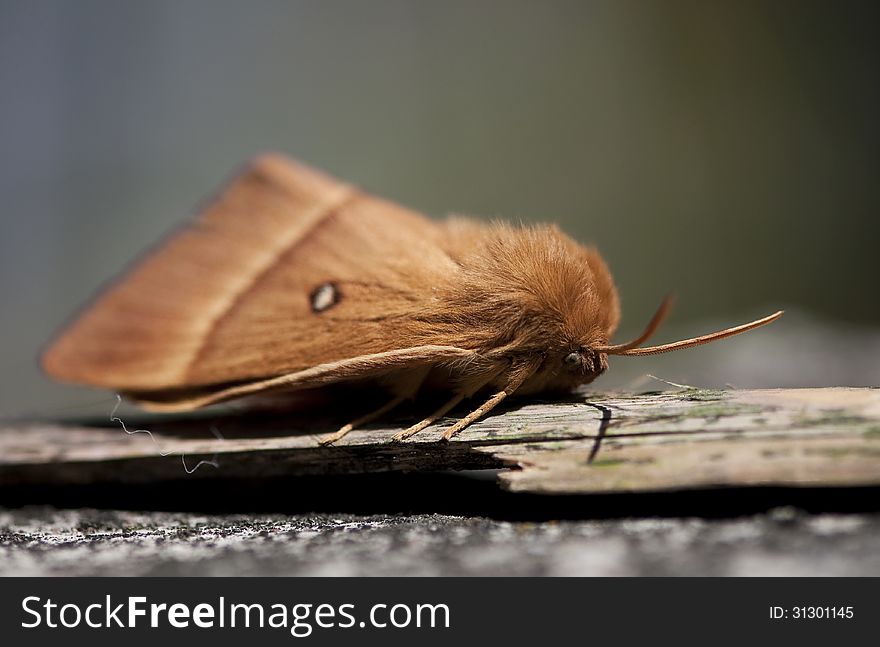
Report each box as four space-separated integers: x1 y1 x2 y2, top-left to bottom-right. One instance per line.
2 387 878 494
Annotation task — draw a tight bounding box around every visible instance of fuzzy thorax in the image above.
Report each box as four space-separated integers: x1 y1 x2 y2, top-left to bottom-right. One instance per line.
407 221 621 393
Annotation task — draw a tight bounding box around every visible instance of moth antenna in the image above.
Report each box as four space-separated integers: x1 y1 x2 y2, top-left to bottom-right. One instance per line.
594 295 674 353
603 310 784 357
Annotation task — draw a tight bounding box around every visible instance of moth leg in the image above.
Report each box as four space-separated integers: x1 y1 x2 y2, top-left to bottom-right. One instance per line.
318 394 407 446
319 365 431 446
390 392 465 442
441 357 543 441
440 390 509 441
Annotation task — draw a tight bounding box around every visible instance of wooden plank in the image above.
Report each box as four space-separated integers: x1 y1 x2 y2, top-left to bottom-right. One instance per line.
2 387 879 493
482 388 880 493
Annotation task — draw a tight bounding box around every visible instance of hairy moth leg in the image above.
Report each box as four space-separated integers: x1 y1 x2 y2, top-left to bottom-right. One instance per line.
441 357 542 441
440 390 508 440
318 365 431 445
318 394 407 446
391 393 465 442
390 362 509 442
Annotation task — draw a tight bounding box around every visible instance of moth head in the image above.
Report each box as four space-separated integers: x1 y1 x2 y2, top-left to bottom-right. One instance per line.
514 344 609 396
441 222 782 392
561 347 608 378
518 298 782 396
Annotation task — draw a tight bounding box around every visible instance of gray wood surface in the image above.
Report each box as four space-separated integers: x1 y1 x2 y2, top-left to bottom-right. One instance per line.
2 387 879 494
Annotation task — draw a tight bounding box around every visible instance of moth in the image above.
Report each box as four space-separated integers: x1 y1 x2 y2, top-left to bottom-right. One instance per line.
42 154 782 444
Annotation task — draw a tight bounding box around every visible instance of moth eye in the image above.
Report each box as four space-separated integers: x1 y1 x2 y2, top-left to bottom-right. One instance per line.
310 282 339 313
563 352 581 367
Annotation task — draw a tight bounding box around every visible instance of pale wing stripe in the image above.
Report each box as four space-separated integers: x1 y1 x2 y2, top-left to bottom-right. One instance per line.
179 185 356 381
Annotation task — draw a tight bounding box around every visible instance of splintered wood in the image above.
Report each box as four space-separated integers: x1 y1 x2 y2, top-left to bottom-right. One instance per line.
2 387 879 494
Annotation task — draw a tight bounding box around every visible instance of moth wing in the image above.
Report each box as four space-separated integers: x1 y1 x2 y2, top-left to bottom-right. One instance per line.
125 345 477 412
42 154 462 399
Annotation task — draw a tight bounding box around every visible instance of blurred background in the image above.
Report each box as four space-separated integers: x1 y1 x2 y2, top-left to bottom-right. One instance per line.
1 0 878 418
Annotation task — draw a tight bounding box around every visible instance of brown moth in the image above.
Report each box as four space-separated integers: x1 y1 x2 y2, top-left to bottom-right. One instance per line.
41 154 782 444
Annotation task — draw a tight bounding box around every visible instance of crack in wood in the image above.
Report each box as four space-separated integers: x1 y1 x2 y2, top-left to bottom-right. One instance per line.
2 387 879 495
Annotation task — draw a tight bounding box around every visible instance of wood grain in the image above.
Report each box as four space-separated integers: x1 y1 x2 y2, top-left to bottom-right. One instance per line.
2 387 878 493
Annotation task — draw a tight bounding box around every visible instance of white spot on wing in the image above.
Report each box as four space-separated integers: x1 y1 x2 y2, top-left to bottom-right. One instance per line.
311 282 338 313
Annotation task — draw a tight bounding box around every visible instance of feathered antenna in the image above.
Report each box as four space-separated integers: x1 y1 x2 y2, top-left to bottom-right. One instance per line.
594 297 783 357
